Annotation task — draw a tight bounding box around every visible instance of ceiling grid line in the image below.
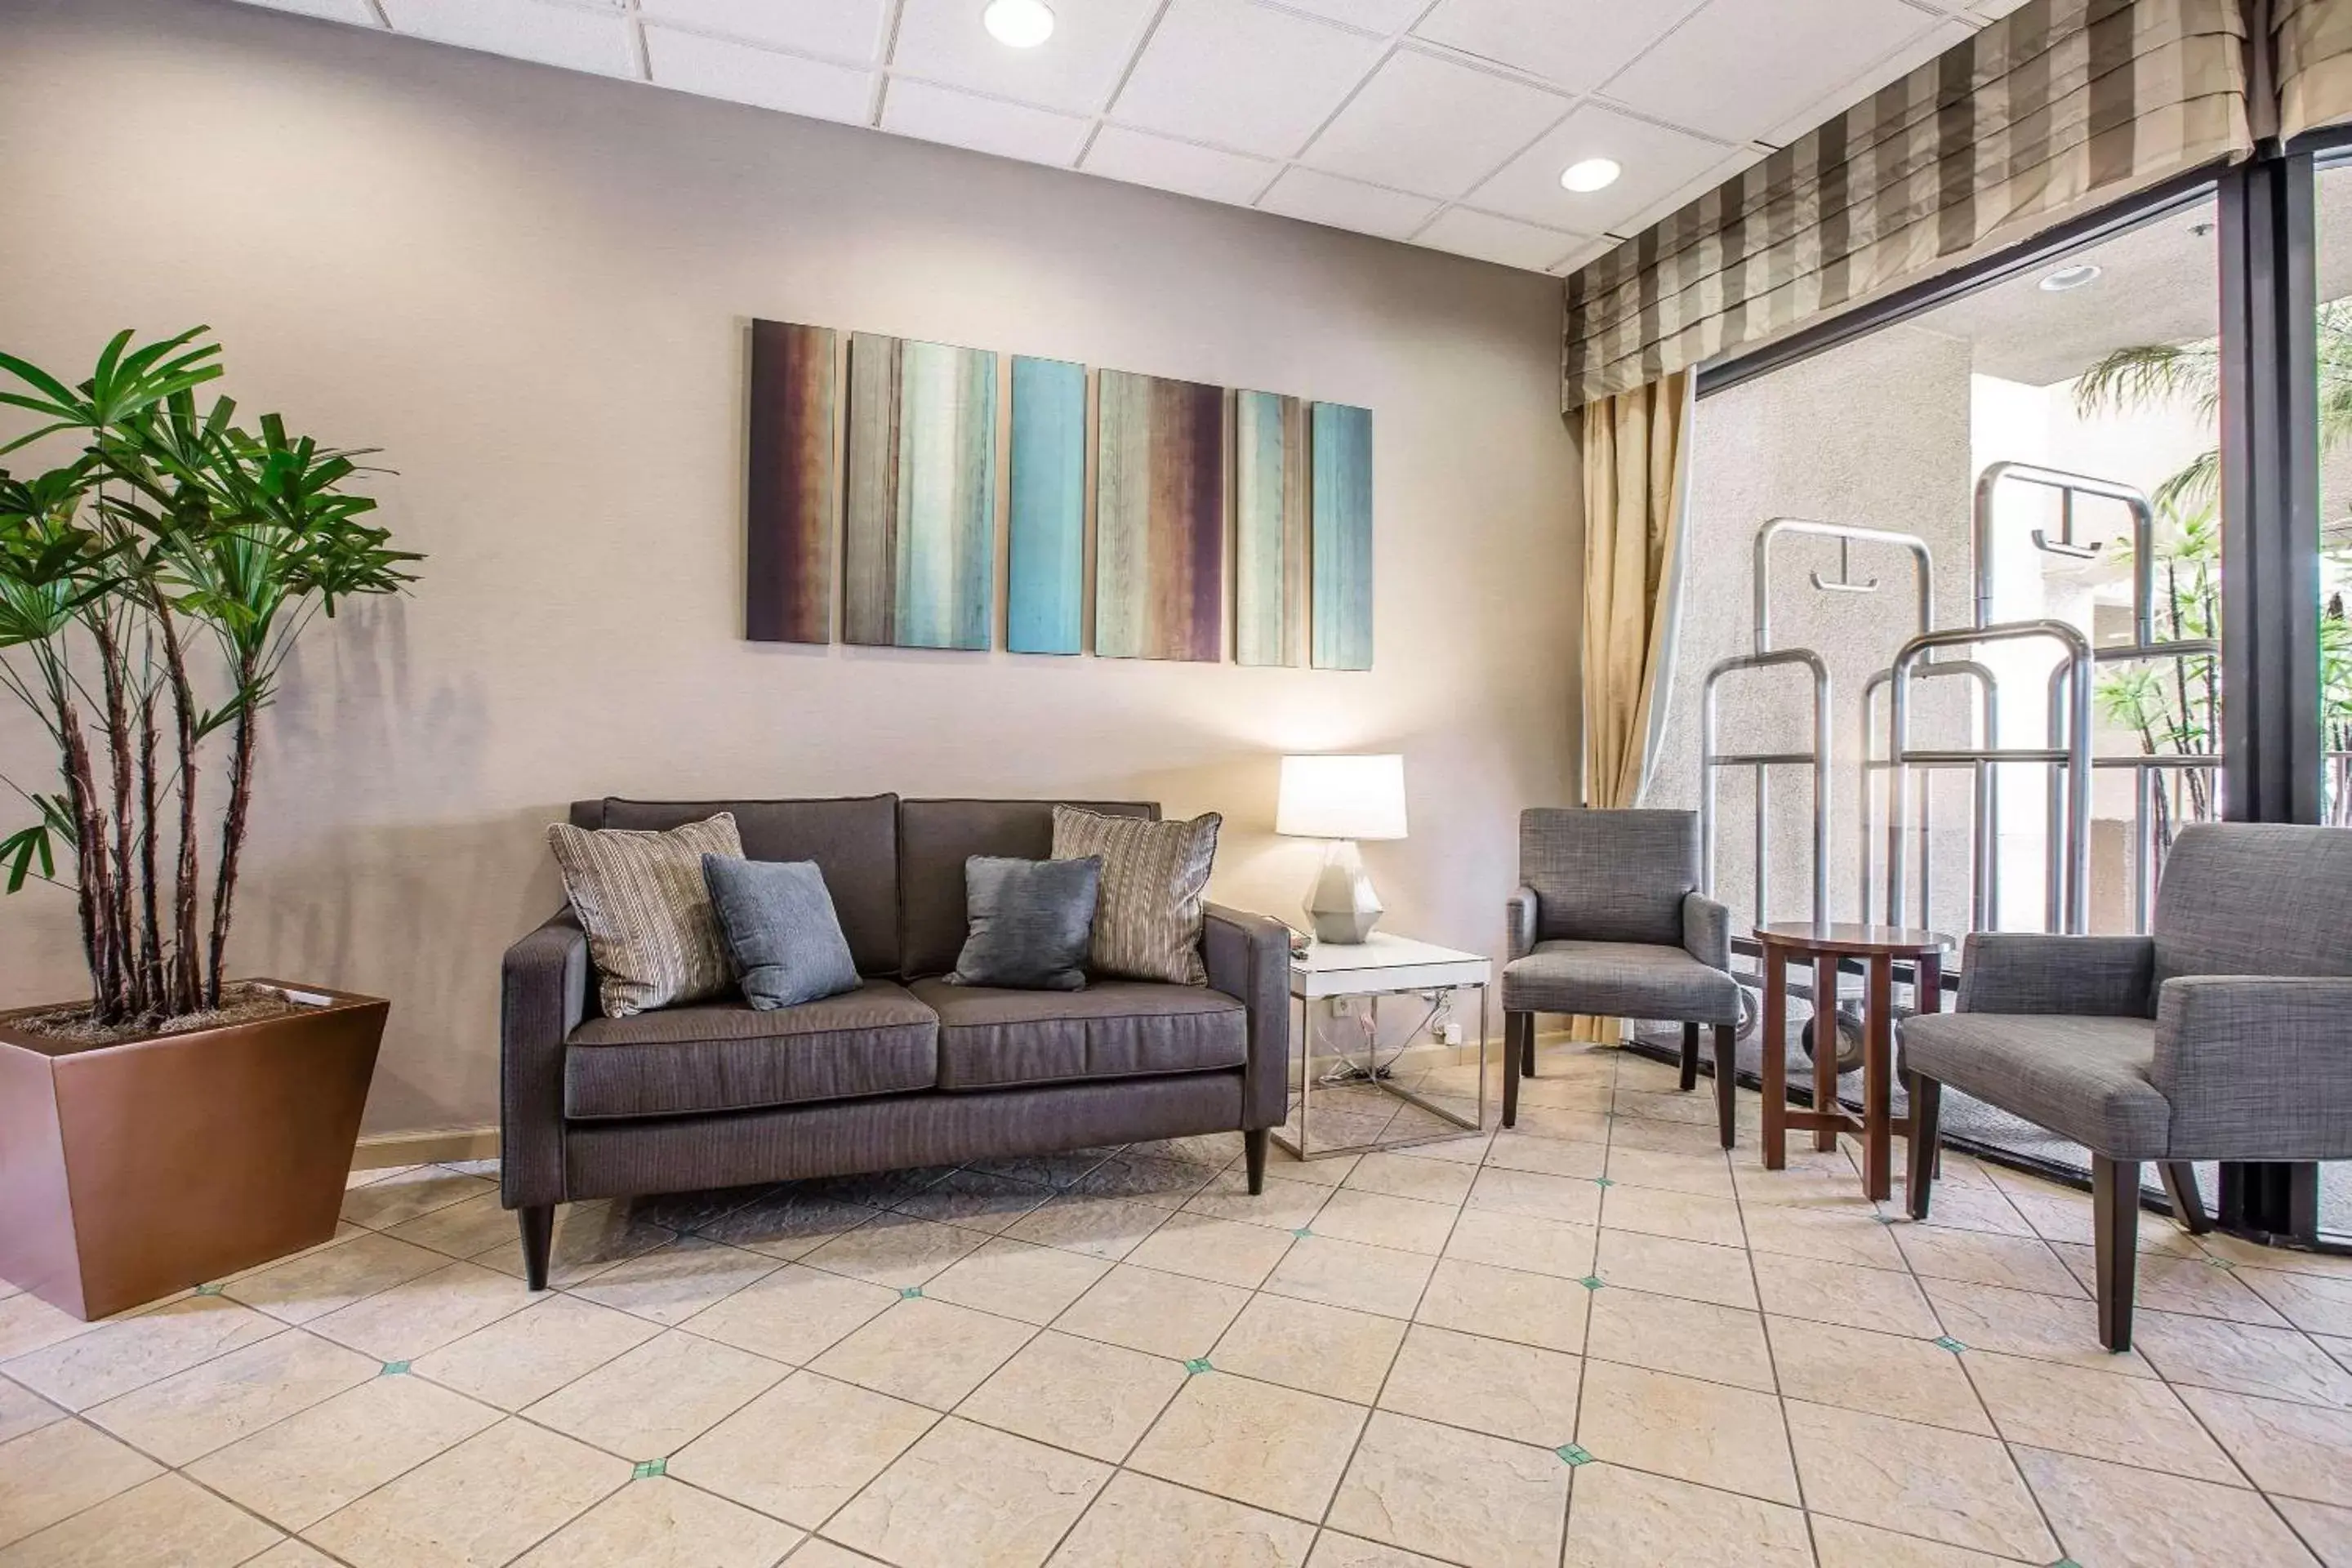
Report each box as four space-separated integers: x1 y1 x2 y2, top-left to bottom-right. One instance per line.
239 0 2029 277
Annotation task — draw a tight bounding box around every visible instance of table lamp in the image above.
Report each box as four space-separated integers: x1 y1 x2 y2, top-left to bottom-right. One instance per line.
1276 754 1407 944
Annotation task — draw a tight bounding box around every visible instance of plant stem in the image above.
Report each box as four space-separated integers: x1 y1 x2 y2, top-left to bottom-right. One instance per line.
205 647 260 1007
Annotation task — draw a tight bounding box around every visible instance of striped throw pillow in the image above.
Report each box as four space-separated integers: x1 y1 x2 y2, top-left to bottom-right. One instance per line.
1051 806 1222 986
547 812 745 1018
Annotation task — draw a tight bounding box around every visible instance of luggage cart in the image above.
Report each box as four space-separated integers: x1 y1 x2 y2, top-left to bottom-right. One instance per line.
1700 518 1934 1058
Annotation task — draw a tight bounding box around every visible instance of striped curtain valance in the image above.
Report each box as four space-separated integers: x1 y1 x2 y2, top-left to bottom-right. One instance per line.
1561 0 2253 410
2277 0 2352 137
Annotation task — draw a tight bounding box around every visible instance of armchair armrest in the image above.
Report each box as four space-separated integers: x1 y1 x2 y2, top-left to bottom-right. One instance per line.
1506 884 1539 963
501 906 591 1209
1204 903 1293 1133
1682 891 1730 971
1954 933 2154 1017
2156 976 2352 1160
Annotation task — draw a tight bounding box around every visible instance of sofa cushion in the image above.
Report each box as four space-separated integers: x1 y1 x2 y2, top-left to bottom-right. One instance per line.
1900 1012 2170 1160
564 979 937 1119
547 812 743 1018
574 795 901 976
908 977 1245 1091
1502 939 1740 1025
898 799 1157 978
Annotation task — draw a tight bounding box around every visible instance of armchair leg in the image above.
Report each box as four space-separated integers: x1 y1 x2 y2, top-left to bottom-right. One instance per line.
1502 1011 1526 1129
519 1205 554 1292
1678 1022 1699 1093
2092 1156 2141 1352
1522 1015 1538 1077
1244 1129 1268 1195
2160 1162 2213 1235
1904 1072 1941 1221
1713 1024 1737 1150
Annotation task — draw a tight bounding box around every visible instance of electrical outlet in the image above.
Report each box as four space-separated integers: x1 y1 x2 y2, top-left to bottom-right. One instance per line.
1439 1022 1464 1045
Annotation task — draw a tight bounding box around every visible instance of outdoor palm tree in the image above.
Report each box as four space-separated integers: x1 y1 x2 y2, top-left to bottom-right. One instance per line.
2074 302 2352 826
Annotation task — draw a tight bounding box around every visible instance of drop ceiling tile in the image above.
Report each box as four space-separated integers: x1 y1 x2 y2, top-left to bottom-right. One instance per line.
638 0 890 64
1301 49 1572 199
1083 126 1278 206
1762 16 1973 147
378 0 639 77
1257 167 1440 242
1469 101 1735 234
1601 0 1940 144
1269 0 1431 34
880 78 1094 167
890 0 1160 115
235 0 383 23
645 26 875 123
1113 0 1387 158
1410 0 1705 95
1414 207 1587 272
1609 145 1764 234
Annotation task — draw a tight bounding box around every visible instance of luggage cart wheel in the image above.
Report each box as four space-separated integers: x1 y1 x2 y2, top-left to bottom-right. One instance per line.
1799 1006 1866 1076
1734 986 1760 1044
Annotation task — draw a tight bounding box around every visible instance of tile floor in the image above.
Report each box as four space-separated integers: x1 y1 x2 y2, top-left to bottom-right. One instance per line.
7 1041 2352 1566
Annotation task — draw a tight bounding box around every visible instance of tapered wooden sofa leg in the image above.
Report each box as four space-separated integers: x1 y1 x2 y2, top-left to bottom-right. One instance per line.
518 1205 554 1292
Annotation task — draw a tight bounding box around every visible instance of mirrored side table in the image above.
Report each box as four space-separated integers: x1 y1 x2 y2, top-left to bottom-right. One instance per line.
1275 933 1490 1160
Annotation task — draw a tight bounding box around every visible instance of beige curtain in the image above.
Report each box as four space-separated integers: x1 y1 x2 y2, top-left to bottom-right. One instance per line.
1570 371 1694 1042
1582 372 1693 810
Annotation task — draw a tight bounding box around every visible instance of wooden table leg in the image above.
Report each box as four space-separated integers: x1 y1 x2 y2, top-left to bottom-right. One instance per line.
1811 954 1840 1153
1863 951 1892 1201
1913 952 1941 1183
1761 951 1787 1170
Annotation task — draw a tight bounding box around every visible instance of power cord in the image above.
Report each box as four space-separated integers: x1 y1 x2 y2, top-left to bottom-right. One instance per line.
1318 991 1450 1085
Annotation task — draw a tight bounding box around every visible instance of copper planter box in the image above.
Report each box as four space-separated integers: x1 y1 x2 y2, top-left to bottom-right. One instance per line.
0 980 386 1321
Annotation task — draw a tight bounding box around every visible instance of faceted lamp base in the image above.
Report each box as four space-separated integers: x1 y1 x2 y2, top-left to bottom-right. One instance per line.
1304 838 1383 945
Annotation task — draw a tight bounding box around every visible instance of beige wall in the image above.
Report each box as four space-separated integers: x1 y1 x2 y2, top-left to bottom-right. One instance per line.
0 0 1580 1135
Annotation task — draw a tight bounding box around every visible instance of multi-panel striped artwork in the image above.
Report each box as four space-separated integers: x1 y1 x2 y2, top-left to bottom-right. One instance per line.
744 321 837 644
1095 370 1226 664
1233 390 1307 668
1312 401 1374 672
1006 356 1087 656
843 332 998 650
742 318 1370 668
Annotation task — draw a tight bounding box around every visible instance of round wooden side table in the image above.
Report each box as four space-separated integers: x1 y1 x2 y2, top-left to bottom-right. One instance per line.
1753 923 1952 1202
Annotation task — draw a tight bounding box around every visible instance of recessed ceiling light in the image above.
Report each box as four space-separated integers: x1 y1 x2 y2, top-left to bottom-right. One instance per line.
982 0 1054 47
2038 262 2103 292
1559 158 1622 194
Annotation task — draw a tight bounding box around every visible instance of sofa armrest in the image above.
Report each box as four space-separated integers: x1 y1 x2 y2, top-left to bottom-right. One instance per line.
1682 891 1731 971
1506 884 1539 963
1954 933 2154 1017
501 906 591 1209
2155 976 2352 1160
1205 903 1293 1132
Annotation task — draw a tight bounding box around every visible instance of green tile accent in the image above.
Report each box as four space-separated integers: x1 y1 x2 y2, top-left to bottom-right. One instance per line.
194 1282 224 1296
1185 1359 1214 1375
1934 1337 1967 1354
1593 1177 1615 1189
1292 1227 1314 1240
1578 1276 1606 1291
381 1361 411 1376
2205 1256 2236 1271
1556 1444 1593 1467
633 1459 667 1480
899 1286 924 1299
2052 1560 2083 1567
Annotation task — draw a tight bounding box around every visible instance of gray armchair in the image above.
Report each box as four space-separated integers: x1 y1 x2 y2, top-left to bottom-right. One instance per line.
1903 823 2352 1352
1501 808 1741 1145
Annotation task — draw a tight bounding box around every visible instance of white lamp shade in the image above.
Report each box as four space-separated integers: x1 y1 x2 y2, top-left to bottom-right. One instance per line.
1276 754 1407 841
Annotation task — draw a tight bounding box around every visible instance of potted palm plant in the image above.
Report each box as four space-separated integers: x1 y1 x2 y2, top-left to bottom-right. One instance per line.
0 327 416 1319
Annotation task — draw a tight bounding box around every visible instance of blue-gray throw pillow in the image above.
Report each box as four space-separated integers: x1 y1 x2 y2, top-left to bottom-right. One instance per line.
701 855 861 1010
951 855 1102 991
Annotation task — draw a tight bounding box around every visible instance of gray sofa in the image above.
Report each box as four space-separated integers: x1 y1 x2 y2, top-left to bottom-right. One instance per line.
501 795 1291 1288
